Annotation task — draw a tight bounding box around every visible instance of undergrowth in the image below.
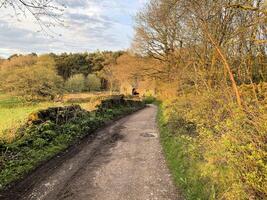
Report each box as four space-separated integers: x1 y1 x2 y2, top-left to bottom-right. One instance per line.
157 87 267 200
158 103 211 200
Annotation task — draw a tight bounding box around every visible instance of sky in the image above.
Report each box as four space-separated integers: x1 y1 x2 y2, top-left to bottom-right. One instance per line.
0 0 148 58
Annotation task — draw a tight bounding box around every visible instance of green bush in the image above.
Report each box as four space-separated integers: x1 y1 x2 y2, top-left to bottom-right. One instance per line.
64 74 85 93
85 74 101 91
143 95 156 104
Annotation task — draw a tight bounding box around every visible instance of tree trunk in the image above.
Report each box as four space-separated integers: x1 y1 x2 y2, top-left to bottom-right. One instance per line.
205 32 243 108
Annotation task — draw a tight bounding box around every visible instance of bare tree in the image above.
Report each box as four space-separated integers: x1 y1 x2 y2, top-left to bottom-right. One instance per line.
0 0 65 34
133 0 267 107
134 0 184 60
133 0 187 81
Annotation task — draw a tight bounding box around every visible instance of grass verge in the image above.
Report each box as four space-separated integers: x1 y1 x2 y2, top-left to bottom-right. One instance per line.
157 103 212 200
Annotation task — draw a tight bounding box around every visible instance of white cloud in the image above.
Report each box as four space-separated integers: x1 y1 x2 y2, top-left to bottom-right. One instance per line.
0 0 147 57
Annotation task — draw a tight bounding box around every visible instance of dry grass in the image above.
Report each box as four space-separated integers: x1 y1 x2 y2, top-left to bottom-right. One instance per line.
63 92 116 102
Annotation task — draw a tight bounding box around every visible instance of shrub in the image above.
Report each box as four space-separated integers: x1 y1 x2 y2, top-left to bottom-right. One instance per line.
64 74 85 93
143 95 156 104
85 74 101 91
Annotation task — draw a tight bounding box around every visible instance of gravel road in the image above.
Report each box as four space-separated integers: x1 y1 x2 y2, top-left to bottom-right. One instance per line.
1 105 182 200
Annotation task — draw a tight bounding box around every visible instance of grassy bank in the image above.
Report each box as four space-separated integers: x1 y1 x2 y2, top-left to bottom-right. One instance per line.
157 103 210 200
0 98 144 190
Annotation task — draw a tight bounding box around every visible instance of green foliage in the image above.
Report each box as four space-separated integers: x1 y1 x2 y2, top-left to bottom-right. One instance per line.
0 99 144 190
64 73 102 93
64 74 85 93
54 51 124 83
55 53 91 80
143 95 156 104
85 74 101 91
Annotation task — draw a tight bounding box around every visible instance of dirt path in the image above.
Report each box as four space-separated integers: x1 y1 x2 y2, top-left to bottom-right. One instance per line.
1 105 182 200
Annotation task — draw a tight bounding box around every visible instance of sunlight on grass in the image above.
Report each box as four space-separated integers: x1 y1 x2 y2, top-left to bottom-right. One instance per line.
0 102 62 139
0 93 106 140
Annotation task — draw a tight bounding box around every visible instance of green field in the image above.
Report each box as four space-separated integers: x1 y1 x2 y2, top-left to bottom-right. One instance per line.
0 93 107 140
0 94 61 139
